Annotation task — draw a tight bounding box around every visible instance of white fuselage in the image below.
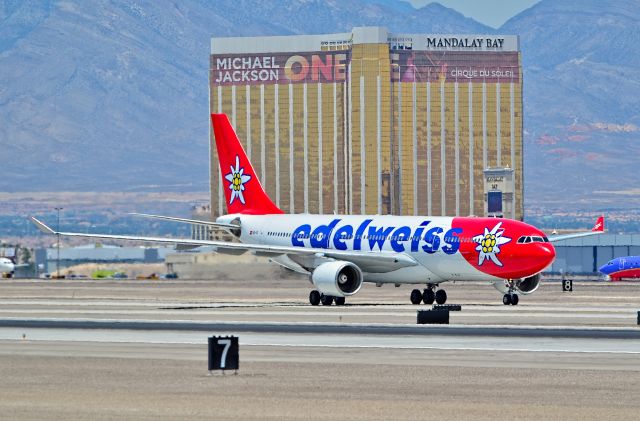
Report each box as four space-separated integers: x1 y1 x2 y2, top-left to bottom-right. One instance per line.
0 257 15 274
218 213 503 285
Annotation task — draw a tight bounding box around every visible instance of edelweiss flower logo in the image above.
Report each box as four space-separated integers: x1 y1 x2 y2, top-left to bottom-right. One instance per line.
472 222 511 267
225 155 251 205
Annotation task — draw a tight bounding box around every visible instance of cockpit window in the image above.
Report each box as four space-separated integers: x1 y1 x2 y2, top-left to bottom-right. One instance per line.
517 235 548 244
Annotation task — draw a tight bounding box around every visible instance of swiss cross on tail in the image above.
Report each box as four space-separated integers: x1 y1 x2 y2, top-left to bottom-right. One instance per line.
211 114 283 215
592 215 605 232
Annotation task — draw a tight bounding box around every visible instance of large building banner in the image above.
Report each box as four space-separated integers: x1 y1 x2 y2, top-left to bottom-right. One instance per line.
210 51 352 86
392 51 520 83
211 50 519 86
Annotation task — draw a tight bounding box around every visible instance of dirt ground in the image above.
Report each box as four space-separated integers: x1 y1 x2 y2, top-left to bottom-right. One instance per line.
0 342 638 421
1 277 639 420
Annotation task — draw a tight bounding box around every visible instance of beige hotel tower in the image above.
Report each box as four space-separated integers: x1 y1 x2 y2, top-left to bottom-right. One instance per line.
209 27 523 220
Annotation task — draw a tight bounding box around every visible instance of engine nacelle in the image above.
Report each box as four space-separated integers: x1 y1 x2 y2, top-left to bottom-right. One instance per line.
492 273 541 295
311 261 363 297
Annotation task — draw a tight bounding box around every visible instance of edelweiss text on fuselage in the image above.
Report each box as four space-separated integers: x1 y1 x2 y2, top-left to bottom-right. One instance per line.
291 219 462 254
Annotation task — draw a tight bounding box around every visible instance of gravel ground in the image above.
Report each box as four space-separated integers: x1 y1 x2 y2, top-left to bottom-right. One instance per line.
0 342 639 420
1 278 639 419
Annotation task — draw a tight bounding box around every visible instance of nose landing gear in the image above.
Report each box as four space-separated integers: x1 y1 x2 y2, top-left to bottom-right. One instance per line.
502 293 519 305
502 281 519 305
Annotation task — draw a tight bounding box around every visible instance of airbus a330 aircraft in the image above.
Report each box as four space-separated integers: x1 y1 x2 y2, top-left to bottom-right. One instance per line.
30 114 605 305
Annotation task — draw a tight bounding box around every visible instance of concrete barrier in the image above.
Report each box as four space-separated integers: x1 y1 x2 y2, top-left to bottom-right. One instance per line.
417 309 449 324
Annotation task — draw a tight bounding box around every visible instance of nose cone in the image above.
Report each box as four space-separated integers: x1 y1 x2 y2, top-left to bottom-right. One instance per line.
507 242 556 279
598 263 612 274
519 242 555 270
532 243 556 272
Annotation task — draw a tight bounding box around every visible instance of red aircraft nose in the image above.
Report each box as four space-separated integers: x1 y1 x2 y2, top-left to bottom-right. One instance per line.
514 242 556 276
453 217 557 280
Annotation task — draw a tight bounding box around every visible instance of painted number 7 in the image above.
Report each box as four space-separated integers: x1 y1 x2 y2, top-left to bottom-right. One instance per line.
218 339 231 368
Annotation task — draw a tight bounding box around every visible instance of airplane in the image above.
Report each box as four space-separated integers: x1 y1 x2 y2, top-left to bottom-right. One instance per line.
30 114 605 306
599 256 640 281
0 256 28 278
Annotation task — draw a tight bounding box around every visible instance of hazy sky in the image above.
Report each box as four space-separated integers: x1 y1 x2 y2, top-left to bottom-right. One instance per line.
407 0 541 28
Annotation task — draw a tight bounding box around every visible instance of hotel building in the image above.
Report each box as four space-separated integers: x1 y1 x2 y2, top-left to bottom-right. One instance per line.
209 27 523 220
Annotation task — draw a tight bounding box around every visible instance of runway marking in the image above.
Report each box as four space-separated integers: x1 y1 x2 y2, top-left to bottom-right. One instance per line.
241 342 640 355
1 300 637 314
0 309 634 321
0 329 640 355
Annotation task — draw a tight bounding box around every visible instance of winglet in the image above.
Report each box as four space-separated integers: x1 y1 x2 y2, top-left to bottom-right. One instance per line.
30 216 56 235
592 215 605 232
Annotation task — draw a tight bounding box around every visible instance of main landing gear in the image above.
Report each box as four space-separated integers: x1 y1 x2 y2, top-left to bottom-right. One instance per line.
309 290 345 306
410 285 447 305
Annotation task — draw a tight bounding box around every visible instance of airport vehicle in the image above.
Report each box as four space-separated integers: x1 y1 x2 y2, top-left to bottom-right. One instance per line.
599 256 640 281
30 114 605 305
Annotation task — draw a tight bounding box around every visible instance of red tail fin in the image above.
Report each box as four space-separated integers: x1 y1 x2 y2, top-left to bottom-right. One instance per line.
592 215 605 232
211 114 283 215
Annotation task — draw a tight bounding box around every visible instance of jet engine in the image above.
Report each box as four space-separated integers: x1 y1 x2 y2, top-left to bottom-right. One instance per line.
311 261 363 297
492 273 541 295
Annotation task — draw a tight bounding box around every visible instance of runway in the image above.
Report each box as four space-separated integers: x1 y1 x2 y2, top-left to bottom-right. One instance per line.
1 278 640 419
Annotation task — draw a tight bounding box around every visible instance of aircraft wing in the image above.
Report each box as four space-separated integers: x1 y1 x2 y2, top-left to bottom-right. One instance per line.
548 215 605 242
129 213 239 232
30 217 417 273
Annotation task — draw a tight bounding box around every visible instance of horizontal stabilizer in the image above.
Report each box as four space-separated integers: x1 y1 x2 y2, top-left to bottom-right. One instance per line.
130 213 238 231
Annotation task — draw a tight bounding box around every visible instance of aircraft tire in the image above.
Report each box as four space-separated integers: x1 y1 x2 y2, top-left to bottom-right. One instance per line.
435 289 447 305
335 296 346 306
309 290 321 306
410 289 422 305
502 294 512 305
510 294 519 306
422 289 435 305
320 294 334 306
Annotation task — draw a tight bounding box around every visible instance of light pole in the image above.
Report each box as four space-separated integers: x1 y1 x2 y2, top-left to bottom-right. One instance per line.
55 207 63 278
